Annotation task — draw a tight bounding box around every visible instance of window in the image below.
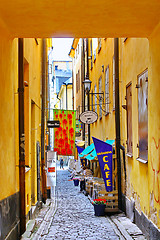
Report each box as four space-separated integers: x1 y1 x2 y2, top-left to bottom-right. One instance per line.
126 83 133 155
105 67 109 114
90 39 93 69
94 84 97 113
92 38 98 61
113 56 115 110
99 77 102 119
137 70 148 161
76 70 80 93
91 90 93 111
98 38 102 53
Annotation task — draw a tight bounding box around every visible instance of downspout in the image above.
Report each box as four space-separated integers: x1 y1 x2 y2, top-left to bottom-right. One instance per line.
86 38 90 146
114 38 122 210
41 39 47 204
18 38 26 235
82 39 85 143
65 83 68 110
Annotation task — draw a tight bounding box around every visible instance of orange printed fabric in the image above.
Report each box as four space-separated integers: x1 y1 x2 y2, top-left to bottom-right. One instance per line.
53 109 76 156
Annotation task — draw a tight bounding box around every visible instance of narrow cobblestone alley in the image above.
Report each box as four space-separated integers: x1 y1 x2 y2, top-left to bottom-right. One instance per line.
44 169 120 240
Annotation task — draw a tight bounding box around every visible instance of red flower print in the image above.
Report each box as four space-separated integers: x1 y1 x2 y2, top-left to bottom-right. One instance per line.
69 120 72 125
65 137 68 142
65 143 70 148
59 138 64 145
69 128 74 134
68 114 72 119
55 114 58 118
58 127 62 132
61 148 66 155
70 140 74 145
59 113 62 118
62 111 64 113
55 130 59 136
63 119 67 125
67 149 72 155
63 129 66 134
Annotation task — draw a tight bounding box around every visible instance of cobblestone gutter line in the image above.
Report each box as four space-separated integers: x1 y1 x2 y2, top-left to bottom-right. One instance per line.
110 215 146 240
31 193 58 240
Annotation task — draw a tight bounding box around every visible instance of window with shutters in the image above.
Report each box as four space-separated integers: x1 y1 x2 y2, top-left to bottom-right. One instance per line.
105 66 109 114
94 84 97 113
126 83 133 156
113 56 115 110
99 77 102 119
137 70 148 162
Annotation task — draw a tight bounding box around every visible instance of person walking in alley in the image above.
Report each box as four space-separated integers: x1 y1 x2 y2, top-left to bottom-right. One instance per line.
60 158 64 169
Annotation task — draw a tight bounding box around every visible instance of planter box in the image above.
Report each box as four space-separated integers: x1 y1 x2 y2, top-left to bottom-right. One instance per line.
93 204 106 216
73 179 79 186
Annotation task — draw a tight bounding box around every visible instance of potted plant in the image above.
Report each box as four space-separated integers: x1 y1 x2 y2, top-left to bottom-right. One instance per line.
92 199 106 216
73 178 79 186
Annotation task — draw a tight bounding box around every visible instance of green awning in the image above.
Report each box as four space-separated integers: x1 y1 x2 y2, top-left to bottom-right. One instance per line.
79 143 94 157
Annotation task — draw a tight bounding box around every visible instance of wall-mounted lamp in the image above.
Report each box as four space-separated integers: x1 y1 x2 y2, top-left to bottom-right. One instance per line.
83 78 92 93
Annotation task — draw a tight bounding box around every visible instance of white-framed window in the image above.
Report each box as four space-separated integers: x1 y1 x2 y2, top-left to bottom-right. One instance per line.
105 66 109 114
99 77 102 118
113 56 115 110
137 70 148 161
94 84 97 113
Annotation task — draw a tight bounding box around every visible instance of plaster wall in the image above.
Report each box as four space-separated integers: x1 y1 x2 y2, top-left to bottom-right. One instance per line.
23 38 42 215
120 37 150 218
0 37 18 201
89 38 115 143
148 24 160 228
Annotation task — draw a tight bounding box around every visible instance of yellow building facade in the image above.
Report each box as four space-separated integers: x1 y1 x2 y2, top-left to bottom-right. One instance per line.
0 36 50 239
71 37 160 238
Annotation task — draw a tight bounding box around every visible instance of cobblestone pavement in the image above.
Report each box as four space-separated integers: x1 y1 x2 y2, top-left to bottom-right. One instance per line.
44 169 119 240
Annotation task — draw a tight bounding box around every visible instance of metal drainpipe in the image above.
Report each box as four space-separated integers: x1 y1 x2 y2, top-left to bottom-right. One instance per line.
41 39 47 204
114 38 122 210
86 38 90 146
65 83 68 110
18 38 26 235
82 39 85 144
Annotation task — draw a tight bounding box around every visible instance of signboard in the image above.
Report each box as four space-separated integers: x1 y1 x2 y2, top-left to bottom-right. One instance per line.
76 146 84 154
53 109 76 156
80 158 87 167
92 137 113 192
47 151 57 187
47 120 60 128
79 111 98 124
48 167 55 172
